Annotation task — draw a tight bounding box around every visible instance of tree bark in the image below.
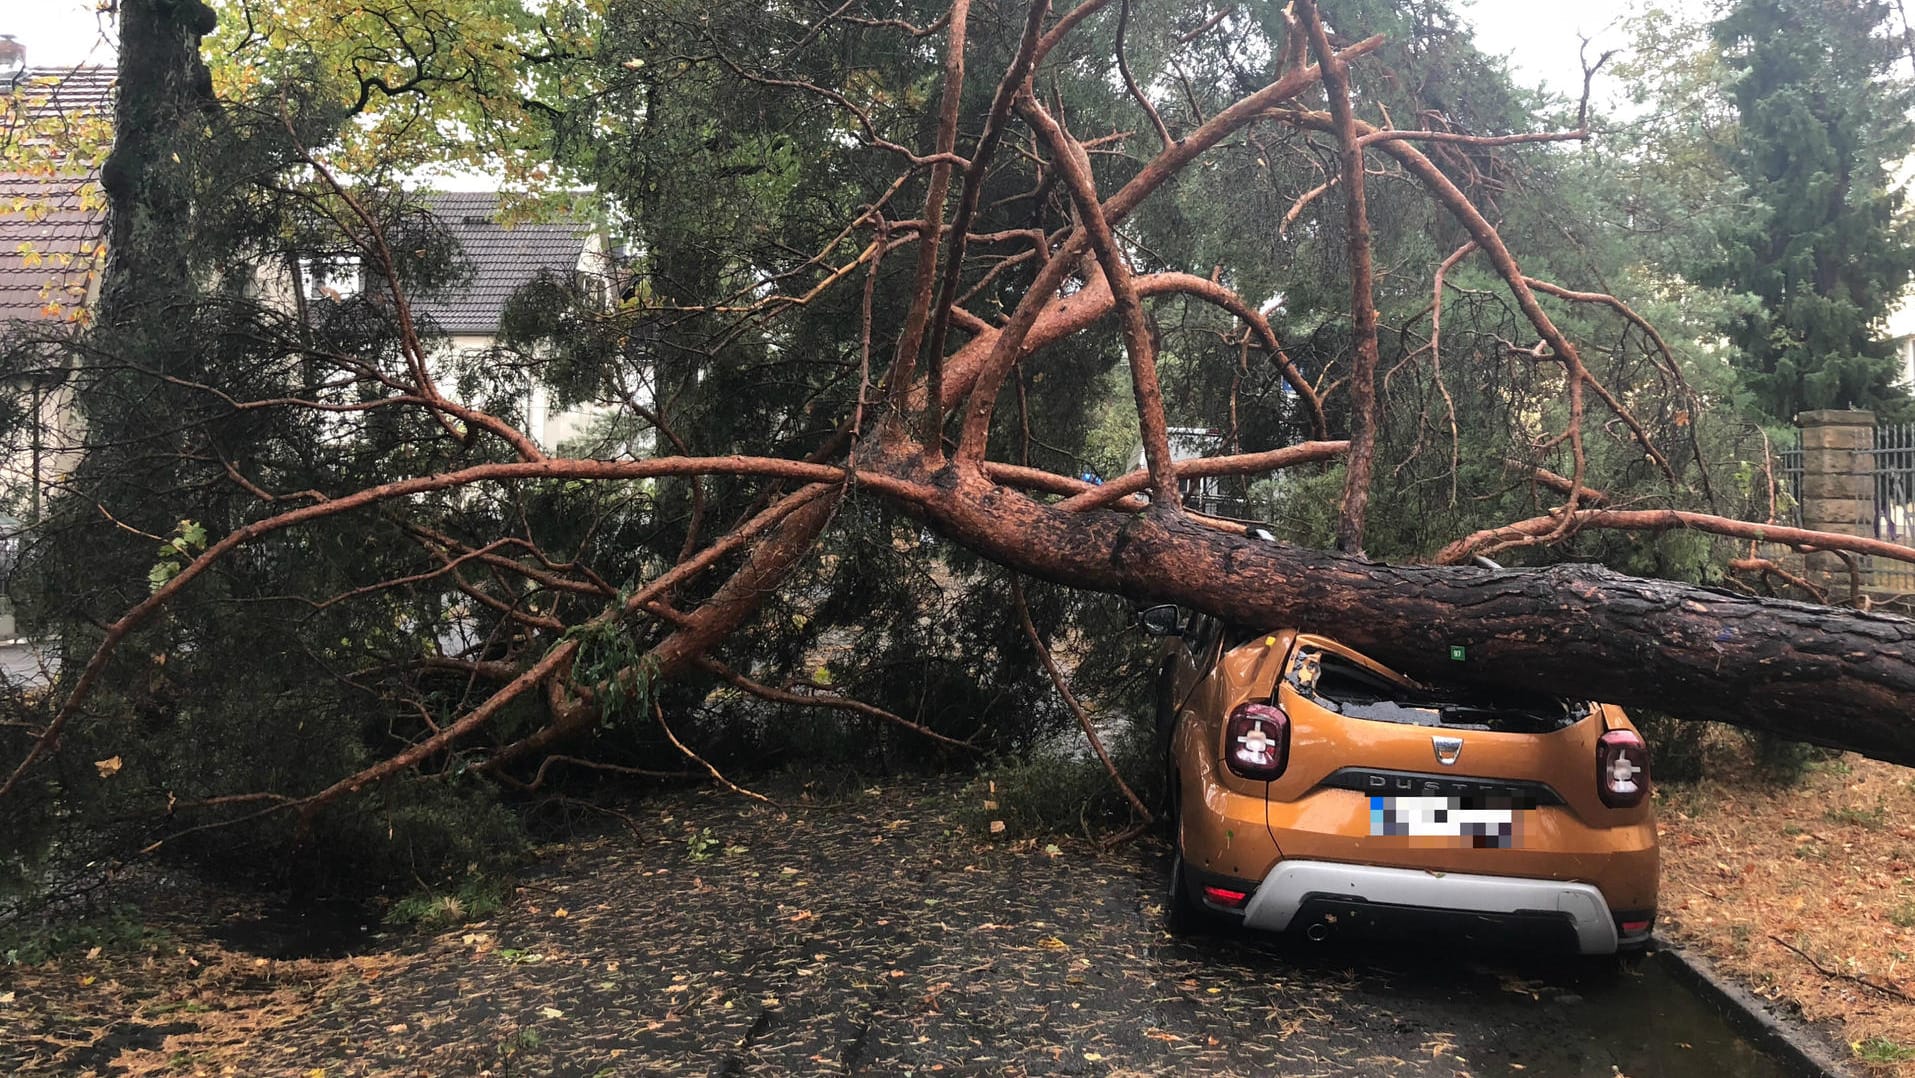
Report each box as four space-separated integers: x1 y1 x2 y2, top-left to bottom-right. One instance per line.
1297 0 1382 556
99 0 219 323
900 458 1915 766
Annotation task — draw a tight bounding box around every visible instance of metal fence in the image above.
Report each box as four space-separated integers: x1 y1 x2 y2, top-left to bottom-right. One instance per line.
1875 422 1915 594
1776 432 1803 528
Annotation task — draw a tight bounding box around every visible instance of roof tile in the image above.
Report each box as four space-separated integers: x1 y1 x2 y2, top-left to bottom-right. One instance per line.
412 192 593 335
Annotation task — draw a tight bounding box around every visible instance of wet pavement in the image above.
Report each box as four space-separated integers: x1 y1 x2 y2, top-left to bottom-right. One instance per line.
1 779 1813 1076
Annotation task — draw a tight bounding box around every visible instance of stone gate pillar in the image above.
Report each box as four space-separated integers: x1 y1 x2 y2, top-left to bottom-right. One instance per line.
1796 409 1875 585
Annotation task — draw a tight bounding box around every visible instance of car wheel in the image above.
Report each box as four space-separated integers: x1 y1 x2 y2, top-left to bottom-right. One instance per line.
1164 809 1225 936
1165 847 1204 934
1615 930 1655 955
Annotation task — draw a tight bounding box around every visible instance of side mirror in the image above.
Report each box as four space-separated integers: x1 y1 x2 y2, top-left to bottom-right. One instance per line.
1137 604 1183 637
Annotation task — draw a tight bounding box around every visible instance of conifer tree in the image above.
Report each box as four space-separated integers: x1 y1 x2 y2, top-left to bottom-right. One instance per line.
1707 0 1915 420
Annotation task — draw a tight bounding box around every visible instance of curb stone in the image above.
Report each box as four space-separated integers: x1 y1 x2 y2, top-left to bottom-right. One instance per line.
1656 941 1858 1078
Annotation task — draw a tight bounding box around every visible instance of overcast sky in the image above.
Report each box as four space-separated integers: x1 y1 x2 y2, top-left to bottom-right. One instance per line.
3 0 114 69
3 0 1670 101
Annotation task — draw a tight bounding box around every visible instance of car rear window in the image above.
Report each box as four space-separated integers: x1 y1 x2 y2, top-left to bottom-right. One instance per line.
1286 645 1588 734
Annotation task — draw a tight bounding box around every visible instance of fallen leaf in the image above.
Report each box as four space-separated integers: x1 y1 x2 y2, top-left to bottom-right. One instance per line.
989 820 1006 834
789 910 814 922
539 1006 565 1019
1037 936 1068 951
93 756 122 778
553 907 569 918
85 946 101 959
0 991 14 1004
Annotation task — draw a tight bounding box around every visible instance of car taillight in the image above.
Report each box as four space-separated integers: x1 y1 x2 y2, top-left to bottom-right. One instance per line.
1202 886 1250 909
1598 729 1650 808
1225 702 1289 780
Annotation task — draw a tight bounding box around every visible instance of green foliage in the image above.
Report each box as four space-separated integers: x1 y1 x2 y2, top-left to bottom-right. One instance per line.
302 781 531 898
1632 711 1715 785
963 709 1161 839
566 616 659 727
1825 801 1889 829
1748 730 1826 785
146 518 208 591
386 873 511 930
203 0 603 197
1855 1036 1915 1065
684 826 717 862
1703 0 1915 420
0 909 158 966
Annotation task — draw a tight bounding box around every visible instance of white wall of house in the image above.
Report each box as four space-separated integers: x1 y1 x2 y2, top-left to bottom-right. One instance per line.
1884 300 1915 388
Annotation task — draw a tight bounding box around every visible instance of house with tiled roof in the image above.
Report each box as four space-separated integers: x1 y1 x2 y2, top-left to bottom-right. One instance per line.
288 191 615 451
0 51 613 515
0 62 113 530
411 192 614 451
0 55 113 640
0 62 113 326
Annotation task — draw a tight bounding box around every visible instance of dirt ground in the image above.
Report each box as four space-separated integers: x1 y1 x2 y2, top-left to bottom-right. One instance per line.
0 773 1808 1077
1658 750 1915 1074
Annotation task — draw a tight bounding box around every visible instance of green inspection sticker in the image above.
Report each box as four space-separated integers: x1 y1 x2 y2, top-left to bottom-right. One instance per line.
1449 645 1466 661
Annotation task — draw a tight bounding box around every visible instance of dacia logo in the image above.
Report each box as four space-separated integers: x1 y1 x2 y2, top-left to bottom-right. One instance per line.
1432 735 1464 766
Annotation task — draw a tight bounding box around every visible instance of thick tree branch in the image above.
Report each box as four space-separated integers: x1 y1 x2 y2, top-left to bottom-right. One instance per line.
1435 509 1915 569
1017 94 1180 509
1296 0 1382 555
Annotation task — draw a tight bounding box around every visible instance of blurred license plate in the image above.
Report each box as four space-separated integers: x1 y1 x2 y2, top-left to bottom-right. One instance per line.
1370 795 1517 845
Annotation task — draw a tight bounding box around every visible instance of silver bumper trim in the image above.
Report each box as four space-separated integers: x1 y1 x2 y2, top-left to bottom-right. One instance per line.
1239 859 1620 954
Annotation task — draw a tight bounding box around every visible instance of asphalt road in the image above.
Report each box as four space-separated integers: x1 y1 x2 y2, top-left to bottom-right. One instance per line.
151 779 1803 1077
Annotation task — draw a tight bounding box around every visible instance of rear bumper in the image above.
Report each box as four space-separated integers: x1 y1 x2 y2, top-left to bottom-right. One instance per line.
1240 859 1623 954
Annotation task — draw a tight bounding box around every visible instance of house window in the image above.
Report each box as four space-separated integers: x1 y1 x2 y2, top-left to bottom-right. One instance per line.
299 255 363 303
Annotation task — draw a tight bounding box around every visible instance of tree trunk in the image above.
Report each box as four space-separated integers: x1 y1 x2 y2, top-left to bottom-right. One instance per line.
905 459 1915 766
99 0 218 324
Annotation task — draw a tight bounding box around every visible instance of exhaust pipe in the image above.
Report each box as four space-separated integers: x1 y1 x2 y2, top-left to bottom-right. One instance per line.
1305 922 1329 941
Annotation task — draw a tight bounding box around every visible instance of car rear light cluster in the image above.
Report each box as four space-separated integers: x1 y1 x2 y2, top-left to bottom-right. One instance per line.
1597 729 1651 807
1225 702 1289 780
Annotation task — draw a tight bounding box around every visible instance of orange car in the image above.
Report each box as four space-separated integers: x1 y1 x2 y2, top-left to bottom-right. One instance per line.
1145 607 1657 954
